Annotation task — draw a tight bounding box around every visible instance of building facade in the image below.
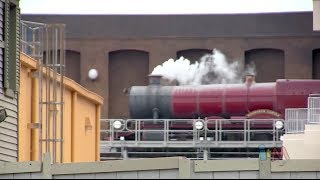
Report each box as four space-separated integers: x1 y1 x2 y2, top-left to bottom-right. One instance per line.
19 53 103 163
22 12 320 119
0 0 20 162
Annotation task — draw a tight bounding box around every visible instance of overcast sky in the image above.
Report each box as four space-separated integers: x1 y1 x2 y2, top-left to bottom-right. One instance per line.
21 0 313 14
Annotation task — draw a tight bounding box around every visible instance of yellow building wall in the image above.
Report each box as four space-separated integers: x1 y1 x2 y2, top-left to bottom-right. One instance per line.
63 90 72 163
73 95 97 162
19 53 103 163
19 65 32 162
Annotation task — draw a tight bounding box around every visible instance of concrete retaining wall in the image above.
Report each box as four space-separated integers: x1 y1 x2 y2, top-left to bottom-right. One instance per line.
1 154 320 179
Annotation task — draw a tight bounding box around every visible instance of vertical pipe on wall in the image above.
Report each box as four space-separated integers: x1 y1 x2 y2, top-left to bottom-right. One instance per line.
52 26 57 163
95 104 101 161
59 24 65 163
45 27 51 157
71 91 78 162
31 70 39 161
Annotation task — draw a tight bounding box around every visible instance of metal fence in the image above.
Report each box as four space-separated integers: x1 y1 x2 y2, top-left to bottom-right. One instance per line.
20 20 47 60
283 95 320 134
101 118 284 143
100 118 284 159
308 96 320 124
285 108 308 134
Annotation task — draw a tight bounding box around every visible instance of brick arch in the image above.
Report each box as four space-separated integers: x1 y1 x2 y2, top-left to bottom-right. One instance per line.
176 49 212 64
108 49 149 118
313 49 320 79
245 48 285 82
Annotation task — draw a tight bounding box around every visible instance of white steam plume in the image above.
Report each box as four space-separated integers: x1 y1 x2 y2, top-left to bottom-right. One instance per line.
151 48 254 85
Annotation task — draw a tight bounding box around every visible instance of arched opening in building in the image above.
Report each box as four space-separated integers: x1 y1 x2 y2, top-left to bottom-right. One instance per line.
108 50 149 118
245 48 285 82
43 50 81 83
176 49 212 64
312 49 320 79
65 50 81 83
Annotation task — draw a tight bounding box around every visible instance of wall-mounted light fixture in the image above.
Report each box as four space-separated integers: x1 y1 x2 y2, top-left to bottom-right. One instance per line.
88 68 98 80
0 108 8 123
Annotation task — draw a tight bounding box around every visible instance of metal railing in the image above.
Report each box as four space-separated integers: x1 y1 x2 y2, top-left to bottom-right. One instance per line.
100 118 284 160
282 95 320 134
308 96 320 124
21 20 47 60
101 118 284 148
285 108 308 134
21 20 66 163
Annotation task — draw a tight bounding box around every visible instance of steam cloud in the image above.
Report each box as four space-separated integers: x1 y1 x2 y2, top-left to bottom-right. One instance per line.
151 48 256 85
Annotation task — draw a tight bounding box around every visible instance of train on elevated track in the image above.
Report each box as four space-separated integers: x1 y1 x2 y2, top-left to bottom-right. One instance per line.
103 74 320 159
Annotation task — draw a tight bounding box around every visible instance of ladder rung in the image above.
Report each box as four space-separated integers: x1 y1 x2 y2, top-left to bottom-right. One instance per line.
44 64 65 67
40 102 64 104
40 139 64 142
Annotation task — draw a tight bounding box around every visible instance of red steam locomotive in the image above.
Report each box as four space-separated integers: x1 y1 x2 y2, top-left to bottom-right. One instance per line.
129 74 320 120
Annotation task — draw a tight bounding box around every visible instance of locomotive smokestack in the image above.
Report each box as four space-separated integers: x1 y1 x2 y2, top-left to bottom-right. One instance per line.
148 74 162 86
245 74 256 86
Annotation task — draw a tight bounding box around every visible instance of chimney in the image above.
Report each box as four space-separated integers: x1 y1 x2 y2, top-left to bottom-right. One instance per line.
245 74 256 86
148 74 162 86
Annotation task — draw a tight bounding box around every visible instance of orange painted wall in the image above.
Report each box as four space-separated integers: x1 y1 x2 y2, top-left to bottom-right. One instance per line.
19 53 103 163
63 90 72 163
72 95 97 162
19 65 32 162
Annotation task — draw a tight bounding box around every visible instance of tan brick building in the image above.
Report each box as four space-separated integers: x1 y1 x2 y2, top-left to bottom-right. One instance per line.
22 12 320 119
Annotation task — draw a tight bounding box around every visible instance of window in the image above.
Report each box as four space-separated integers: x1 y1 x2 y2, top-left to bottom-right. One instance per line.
0 0 5 91
3 0 20 97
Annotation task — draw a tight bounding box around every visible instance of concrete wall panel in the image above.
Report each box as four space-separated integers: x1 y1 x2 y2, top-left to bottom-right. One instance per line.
214 171 240 179
137 170 160 179
239 171 259 179
116 171 138 179
94 172 117 179
159 169 179 179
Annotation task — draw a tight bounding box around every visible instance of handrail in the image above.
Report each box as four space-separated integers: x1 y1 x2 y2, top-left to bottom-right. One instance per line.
308 96 320 124
285 108 307 134
100 118 284 145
